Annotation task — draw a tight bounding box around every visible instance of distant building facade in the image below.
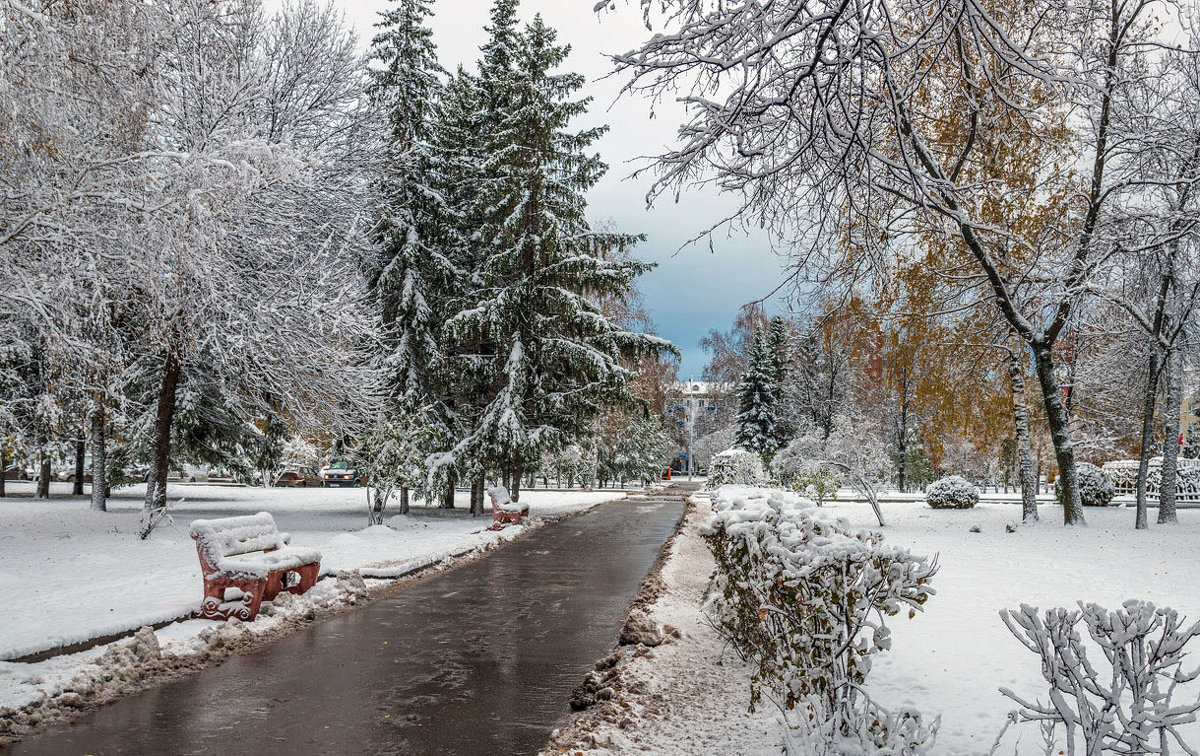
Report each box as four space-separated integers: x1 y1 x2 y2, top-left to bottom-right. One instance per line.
666 380 734 473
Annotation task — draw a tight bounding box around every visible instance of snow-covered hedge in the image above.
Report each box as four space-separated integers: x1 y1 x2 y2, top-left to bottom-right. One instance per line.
1055 463 1116 507
924 475 980 510
708 448 766 487
701 486 939 753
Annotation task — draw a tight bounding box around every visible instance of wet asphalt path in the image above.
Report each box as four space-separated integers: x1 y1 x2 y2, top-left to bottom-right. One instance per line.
6 487 692 756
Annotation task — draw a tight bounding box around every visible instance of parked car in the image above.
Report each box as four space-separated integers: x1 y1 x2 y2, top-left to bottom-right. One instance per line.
53 456 93 483
3 463 30 481
273 466 323 487
320 460 363 487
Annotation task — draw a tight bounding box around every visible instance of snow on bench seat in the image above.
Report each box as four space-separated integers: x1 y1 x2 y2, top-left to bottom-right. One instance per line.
189 512 321 621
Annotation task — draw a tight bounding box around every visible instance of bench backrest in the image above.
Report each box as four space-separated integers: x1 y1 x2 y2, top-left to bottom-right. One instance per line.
190 512 284 566
486 485 512 507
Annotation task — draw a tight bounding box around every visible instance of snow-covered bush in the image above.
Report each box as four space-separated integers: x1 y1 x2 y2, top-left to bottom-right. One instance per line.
924 475 979 509
702 486 939 754
994 601 1200 754
1054 462 1116 507
771 442 840 505
708 448 766 487
779 417 895 526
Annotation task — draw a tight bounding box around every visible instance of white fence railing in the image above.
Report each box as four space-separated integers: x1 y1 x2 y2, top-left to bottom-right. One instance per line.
1101 457 1200 501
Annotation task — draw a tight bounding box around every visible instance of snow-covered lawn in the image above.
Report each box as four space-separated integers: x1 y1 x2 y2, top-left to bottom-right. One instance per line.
826 498 1200 754
0 481 622 714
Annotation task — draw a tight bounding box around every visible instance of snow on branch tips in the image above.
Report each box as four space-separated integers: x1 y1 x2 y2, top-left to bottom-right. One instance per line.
993 601 1200 756
701 486 939 755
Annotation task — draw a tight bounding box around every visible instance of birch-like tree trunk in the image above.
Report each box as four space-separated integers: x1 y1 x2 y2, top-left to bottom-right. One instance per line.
1009 351 1038 522
1135 344 1162 530
1032 346 1085 525
1159 349 1184 524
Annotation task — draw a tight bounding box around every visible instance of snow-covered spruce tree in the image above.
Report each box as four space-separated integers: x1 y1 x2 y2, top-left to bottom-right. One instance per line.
418 1 522 512
434 12 670 502
365 0 462 512
367 0 454 409
735 330 780 461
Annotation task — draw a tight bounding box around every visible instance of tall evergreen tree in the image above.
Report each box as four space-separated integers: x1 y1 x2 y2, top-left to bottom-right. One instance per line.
367 0 454 409
435 12 670 500
766 316 790 446
736 330 780 459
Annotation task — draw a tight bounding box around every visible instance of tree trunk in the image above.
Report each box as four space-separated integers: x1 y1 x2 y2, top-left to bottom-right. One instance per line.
1009 351 1038 523
36 437 50 499
471 477 485 516
399 486 410 516
145 349 180 513
0 448 6 498
441 474 455 508
1159 349 1183 524
1135 347 1162 529
90 403 107 512
502 465 511 492
73 437 85 496
370 487 386 525
511 461 523 503
897 377 909 493
1032 344 1085 525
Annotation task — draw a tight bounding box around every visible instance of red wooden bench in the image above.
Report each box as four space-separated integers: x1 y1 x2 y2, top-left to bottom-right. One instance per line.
189 512 321 621
486 485 529 530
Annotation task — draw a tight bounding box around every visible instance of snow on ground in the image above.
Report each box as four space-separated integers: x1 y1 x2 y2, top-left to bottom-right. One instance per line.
541 491 787 755
823 496 1200 754
0 480 623 718
543 490 1200 755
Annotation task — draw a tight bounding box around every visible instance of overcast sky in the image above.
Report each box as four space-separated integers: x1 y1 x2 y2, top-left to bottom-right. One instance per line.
327 0 791 378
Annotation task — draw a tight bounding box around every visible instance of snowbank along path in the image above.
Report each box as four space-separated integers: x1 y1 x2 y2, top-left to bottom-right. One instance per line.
2 491 688 756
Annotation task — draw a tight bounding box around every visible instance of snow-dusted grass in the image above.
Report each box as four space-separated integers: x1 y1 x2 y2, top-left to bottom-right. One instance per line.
0 480 621 713
824 497 1200 754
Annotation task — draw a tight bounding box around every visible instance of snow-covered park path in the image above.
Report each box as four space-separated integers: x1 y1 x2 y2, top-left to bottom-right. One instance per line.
5 491 686 755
